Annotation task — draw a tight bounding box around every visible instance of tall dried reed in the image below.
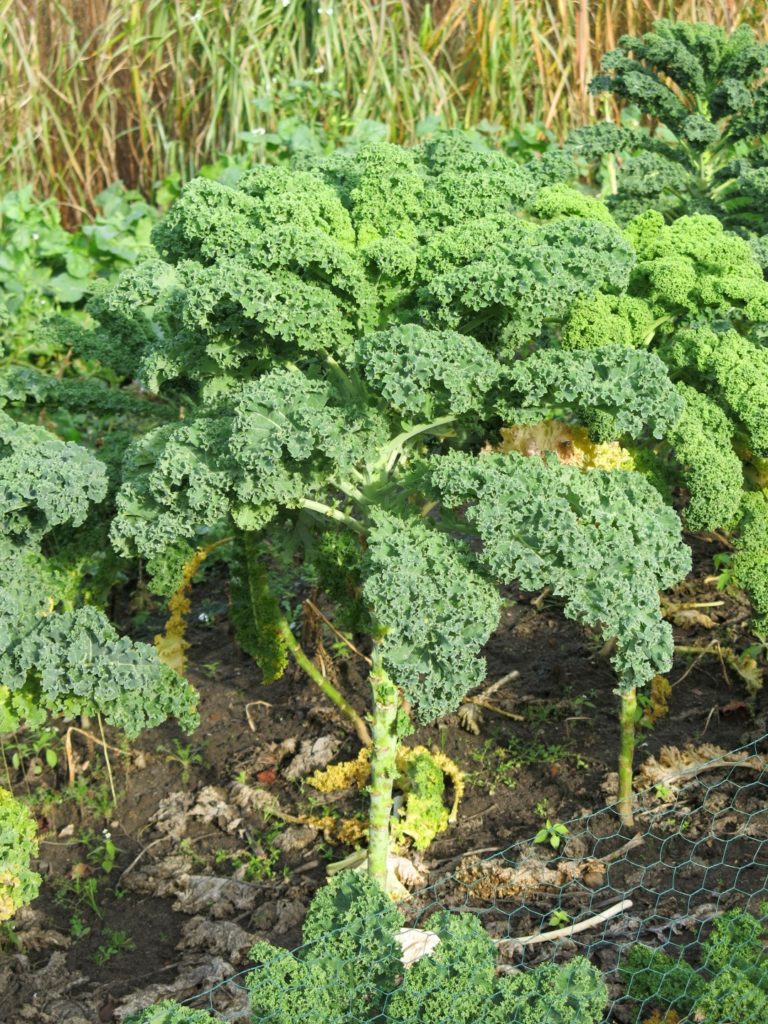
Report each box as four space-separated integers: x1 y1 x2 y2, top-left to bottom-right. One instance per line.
2 0 766 219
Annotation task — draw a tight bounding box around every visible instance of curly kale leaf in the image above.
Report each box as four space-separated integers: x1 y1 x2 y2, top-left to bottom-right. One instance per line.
667 384 744 532
419 215 634 352
111 420 234 560
246 873 606 1024
386 912 497 1023
248 945 349 1024
418 130 537 226
0 787 40 922
562 292 655 350
153 169 356 265
501 346 682 441
230 368 386 508
627 213 768 327
620 943 705 1015
731 492 768 637
125 1002 221 1024
431 451 690 690
621 909 768 1024
354 324 501 420
311 528 370 634
362 512 502 722
0 411 108 537
487 957 608 1024
526 183 617 226
248 871 403 1024
4 601 198 736
661 327 768 456
75 260 179 378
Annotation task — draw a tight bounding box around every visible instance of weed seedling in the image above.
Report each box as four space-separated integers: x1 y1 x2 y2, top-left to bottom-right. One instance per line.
159 739 203 785
83 827 120 874
94 928 135 965
533 819 569 850
69 914 91 940
548 908 572 928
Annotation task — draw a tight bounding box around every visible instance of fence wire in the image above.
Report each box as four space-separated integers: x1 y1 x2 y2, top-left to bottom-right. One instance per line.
173 733 768 1024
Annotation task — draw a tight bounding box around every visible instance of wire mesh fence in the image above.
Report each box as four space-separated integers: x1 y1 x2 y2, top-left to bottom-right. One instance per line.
157 733 767 1024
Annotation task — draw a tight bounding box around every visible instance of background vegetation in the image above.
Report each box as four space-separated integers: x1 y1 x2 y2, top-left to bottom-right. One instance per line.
3 0 768 221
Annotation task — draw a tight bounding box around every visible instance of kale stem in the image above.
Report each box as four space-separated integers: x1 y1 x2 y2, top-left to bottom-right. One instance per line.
382 414 456 474
278 618 372 748
367 649 398 890
300 498 366 534
617 688 637 828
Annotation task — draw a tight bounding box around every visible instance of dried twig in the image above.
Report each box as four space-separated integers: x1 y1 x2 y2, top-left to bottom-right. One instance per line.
245 700 273 732
599 833 644 864
305 598 371 665
498 899 633 948
64 726 126 786
463 698 525 722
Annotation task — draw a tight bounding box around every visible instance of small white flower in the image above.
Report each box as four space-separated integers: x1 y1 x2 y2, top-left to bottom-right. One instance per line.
102 828 112 839
253 127 266 136
198 611 210 623
31 232 39 240
190 9 202 21
313 64 325 74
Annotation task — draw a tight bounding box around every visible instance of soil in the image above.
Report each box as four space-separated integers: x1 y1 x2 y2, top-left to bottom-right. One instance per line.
1 537 766 1023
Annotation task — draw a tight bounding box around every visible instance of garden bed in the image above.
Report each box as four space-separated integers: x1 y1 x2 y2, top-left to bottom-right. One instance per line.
1 539 765 1023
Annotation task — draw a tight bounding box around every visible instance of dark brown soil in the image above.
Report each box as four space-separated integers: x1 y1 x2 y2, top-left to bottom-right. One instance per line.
1 536 766 1023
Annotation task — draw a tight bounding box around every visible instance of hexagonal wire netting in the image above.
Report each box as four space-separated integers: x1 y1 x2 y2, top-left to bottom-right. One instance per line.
178 734 767 1024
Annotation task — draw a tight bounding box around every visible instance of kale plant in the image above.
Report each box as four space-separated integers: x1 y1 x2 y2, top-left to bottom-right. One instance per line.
131 871 608 1024
620 906 768 1023
0 786 40 921
81 137 690 865
557 206 768 636
0 409 198 737
566 20 768 246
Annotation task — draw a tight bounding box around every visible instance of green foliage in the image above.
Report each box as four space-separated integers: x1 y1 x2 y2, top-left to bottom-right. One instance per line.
248 871 403 1024
355 324 500 420
487 958 609 1024
551 207 768 632
731 492 768 636
229 531 288 683
125 1002 220 1024
430 451 691 691
0 410 198 736
362 512 502 723
666 384 744 532
620 907 768 1023
0 787 40 921
627 213 768 330
385 911 497 1023
0 183 157 359
501 346 682 442
240 872 607 1024
567 20 768 239
88 136 674 712
80 135 690 861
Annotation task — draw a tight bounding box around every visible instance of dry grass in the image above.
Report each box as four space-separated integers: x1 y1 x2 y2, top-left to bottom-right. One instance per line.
2 0 767 219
